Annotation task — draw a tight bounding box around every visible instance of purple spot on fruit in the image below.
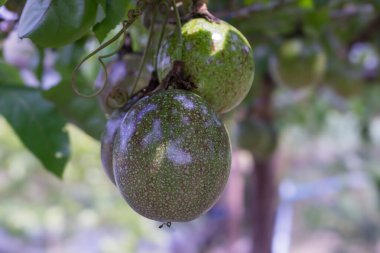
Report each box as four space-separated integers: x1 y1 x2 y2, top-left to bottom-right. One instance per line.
120 121 136 149
214 115 221 126
167 141 192 165
182 116 190 125
200 105 208 115
137 104 157 121
243 46 250 55
175 95 195 110
142 120 163 148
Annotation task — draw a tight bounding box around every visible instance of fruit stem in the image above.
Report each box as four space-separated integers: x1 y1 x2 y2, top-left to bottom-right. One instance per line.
185 0 220 23
131 4 158 95
172 0 183 61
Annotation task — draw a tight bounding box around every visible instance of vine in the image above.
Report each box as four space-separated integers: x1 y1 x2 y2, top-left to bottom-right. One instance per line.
71 0 149 98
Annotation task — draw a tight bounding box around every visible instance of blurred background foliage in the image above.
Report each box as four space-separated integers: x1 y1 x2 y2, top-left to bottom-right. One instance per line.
1 0 380 252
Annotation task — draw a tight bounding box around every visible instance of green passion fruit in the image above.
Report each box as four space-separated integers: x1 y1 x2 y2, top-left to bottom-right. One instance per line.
270 39 327 89
157 18 255 114
235 118 277 161
113 89 231 222
324 63 363 98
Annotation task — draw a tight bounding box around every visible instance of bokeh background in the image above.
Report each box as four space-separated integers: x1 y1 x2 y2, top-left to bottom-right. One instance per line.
1 1 380 253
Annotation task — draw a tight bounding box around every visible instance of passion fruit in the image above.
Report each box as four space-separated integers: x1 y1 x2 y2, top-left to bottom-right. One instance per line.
324 63 363 98
270 39 326 89
157 18 255 114
235 117 277 161
113 89 231 222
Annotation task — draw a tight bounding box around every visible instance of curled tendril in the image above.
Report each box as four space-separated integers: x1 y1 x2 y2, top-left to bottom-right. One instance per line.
71 1 148 98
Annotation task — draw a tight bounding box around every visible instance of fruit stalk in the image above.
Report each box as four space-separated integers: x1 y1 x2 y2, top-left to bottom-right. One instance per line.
188 0 219 22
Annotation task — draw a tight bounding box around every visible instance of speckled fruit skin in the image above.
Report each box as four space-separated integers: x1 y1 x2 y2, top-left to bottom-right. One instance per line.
113 89 231 222
157 18 255 114
101 108 128 185
270 39 326 89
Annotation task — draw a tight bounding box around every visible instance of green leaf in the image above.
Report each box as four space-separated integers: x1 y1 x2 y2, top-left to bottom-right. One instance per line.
0 60 23 84
43 80 107 140
0 86 70 177
93 0 129 42
0 0 7 6
18 0 98 47
297 0 314 9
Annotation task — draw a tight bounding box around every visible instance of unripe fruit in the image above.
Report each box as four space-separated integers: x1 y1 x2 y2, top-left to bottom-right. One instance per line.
270 39 326 89
157 18 255 114
324 63 363 98
235 118 277 161
113 89 231 222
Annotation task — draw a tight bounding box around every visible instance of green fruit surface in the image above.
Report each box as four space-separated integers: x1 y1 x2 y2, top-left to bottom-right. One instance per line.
113 89 231 222
18 0 97 47
270 39 326 89
157 18 255 114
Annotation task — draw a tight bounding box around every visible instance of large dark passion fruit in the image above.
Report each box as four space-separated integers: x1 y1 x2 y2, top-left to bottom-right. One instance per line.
113 89 231 222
